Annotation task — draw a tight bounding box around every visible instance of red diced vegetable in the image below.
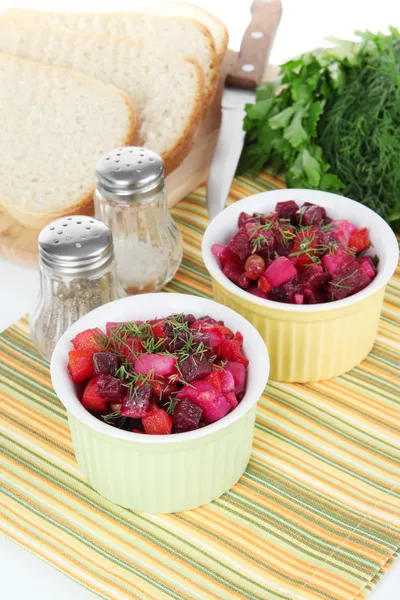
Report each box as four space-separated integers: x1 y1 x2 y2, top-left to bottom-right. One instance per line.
121 385 153 418
349 228 370 253
294 293 304 304
205 368 235 393
68 349 95 383
226 361 247 396
71 328 104 352
275 200 299 220
226 228 250 261
179 353 212 382
96 375 122 402
328 264 371 301
223 261 250 289
331 220 357 244
106 322 124 337
358 255 376 279
225 392 238 410
82 377 108 412
264 256 297 287
258 276 272 293
142 406 173 435
218 338 249 367
322 247 355 276
134 353 177 377
151 320 167 339
173 399 202 433
93 352 119 375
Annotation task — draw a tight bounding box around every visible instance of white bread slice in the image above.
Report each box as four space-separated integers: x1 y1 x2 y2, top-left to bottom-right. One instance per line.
140 1 229 64
0 18 204 175
6 8 218 105
0 54 136 229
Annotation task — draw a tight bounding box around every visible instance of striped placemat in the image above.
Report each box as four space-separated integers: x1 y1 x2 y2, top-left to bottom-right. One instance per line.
1 171 400 600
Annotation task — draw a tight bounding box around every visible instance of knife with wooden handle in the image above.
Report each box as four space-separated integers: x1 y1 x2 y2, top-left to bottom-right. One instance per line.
206 0 282 220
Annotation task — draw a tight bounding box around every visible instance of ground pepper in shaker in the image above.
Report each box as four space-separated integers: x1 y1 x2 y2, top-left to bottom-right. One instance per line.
94 147 182 295
30 216 124 361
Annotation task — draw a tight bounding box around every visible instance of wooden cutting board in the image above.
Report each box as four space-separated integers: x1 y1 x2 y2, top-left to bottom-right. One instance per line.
0 53 277 267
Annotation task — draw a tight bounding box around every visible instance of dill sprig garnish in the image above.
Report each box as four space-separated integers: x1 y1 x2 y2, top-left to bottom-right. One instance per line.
101 411 129 429
329 270 358 289
164 398 179 415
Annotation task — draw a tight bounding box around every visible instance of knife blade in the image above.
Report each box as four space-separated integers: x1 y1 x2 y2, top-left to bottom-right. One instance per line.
206 0 282 220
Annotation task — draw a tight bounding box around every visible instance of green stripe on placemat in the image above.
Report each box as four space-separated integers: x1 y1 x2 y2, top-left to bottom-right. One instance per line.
1 172 399 600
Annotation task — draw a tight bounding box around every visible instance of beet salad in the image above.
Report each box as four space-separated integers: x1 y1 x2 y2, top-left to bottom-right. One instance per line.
67 314 248 435
212 200 378 304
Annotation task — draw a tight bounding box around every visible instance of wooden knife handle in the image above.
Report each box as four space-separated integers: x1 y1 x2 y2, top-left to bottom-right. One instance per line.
226 0 282 89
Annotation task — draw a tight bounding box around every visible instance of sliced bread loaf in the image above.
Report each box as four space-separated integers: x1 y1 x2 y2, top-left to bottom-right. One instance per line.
0 18 204 174
0 54 136 229
141 1 229 64
6 8 218 105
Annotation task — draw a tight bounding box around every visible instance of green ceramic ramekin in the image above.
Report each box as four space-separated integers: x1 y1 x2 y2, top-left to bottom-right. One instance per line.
51 293 269 513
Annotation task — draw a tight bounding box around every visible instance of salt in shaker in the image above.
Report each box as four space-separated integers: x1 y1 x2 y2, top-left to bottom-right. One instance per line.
94 147 182 294
30 216 124 361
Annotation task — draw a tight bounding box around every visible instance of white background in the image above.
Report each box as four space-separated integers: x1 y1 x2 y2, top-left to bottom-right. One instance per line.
0 0 399 598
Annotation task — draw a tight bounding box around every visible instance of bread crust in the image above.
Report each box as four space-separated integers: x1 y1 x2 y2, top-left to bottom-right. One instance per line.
162 57 204 175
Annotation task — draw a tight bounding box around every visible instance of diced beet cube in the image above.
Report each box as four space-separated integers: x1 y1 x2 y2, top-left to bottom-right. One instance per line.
68 349 95 383
226 228 250 261
82 377 108 413
358 255 377 279
151 320 167 339
120 385 152 418
218 339 249 367
96 375 122 402
264 256 297 287
322 247 355 276
93 352 119 375
299 264 330 290
223 261 250 289
179 353 212 382
177 381 231 423
274 222 295 257
248 286 268 299
226 361 247 395
297 204 327 226
225 392 238 410
270 277 297 303
328 265 371 301
303 287 329 304
238 212 252 228
71 328 104 352
142 406 173 434
211 244 227 261
331 220 357 244
205 368 235 393
134 354 177 377
275 200 299 221
173 399 202 433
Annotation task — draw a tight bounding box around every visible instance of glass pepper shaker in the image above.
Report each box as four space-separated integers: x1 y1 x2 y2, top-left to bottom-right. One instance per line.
94 147 182 295
30 215 124 361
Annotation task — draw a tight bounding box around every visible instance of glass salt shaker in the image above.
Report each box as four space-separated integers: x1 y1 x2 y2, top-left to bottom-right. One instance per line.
94 147 182 295
30 215 124 361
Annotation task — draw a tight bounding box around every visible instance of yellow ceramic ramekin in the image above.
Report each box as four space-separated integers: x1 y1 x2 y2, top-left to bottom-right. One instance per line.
202 189 398 382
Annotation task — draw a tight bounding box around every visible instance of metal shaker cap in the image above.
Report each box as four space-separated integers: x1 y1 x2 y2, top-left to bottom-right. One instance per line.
38 216 114 275
95 147 164 202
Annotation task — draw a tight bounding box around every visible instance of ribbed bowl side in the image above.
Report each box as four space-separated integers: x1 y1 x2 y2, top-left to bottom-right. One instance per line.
68 405 257 513
212 280 385 382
